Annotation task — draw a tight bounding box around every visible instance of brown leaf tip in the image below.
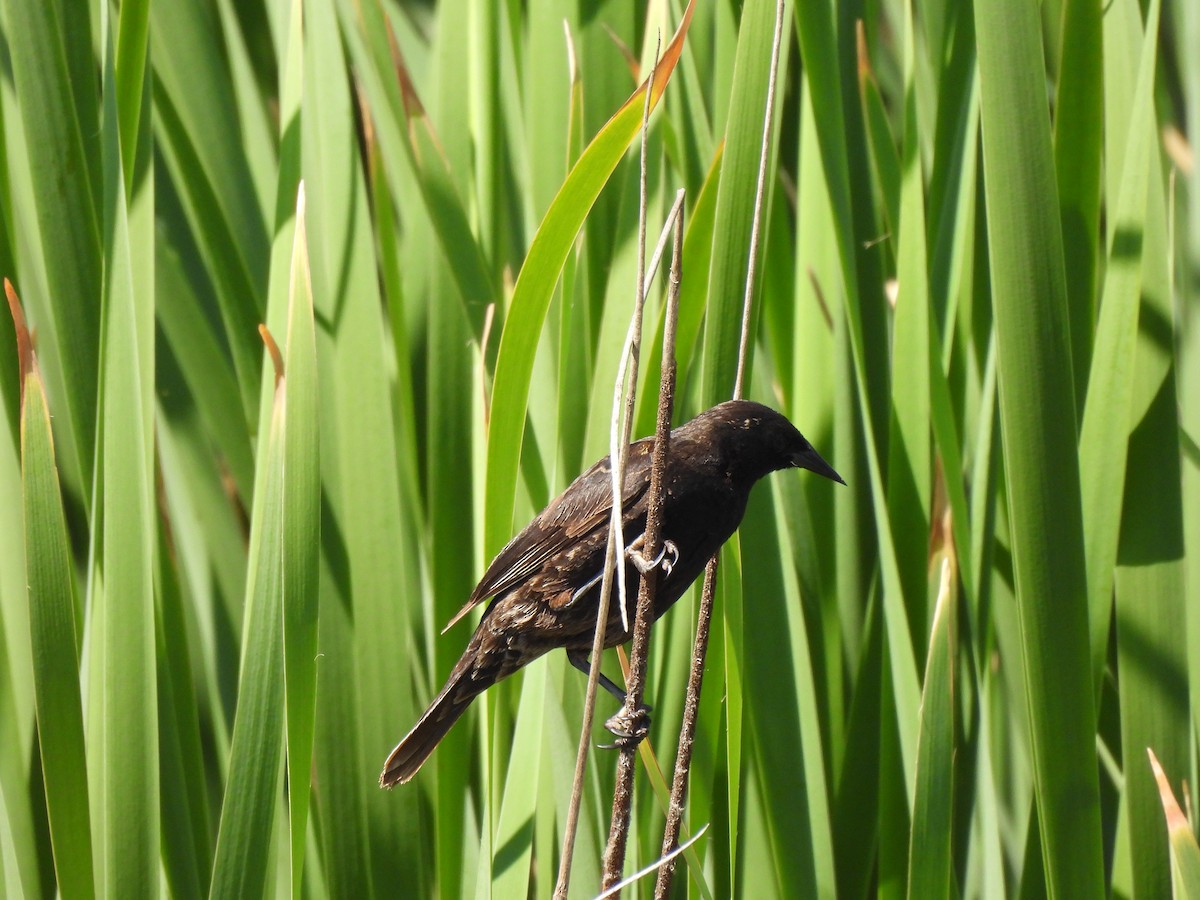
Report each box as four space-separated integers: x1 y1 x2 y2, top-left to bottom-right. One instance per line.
855 20 874 85
259 324 284 385
5 278 33 392
385 15 425 121
1147 748 1190 833
601 23 639 83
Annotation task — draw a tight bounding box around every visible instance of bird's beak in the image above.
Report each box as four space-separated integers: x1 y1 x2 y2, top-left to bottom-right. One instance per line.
794 445 845 485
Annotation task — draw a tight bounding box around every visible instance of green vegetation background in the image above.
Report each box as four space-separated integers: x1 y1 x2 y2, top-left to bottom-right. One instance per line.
0 0 1197 897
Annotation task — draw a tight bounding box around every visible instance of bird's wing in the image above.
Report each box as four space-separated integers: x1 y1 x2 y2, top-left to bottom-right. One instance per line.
442 438 655 632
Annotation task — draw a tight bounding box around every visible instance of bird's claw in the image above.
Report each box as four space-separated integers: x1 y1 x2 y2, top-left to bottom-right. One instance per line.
626 538 679 577
600 703 652 749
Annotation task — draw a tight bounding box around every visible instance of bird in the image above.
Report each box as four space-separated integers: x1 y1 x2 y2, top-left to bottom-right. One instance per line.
380 399 843 787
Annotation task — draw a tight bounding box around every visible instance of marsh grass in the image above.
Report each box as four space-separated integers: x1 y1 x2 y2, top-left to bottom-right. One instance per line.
0 0 1197 897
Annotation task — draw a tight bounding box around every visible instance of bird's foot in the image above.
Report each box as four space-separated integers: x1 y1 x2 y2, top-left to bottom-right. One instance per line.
626 538 679 577
600 703 652 749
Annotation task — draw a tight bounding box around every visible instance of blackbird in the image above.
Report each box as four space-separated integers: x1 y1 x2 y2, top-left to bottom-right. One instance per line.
380 399 842 787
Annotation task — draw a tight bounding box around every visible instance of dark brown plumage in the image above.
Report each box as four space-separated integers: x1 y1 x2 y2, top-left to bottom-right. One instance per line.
380 400 842 787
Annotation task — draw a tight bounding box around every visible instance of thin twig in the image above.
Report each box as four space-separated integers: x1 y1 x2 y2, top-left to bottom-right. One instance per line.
554 37 661 899
655 557 719 898
657 1 786 894
602 192 684 891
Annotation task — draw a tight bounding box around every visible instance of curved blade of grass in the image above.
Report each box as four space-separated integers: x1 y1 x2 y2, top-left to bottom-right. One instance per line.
1078 0 1157 690
420 9 486 891
1180 0 1200 791
974 0 1104 894
552 18 591 482
303 0 423 890
211 0 277 217
150 0 270 417
490 666 545 895
465 0 509 275
633 156 718 438
154 513 213 900
925 5 981 364
1052 0 1103 396
281 185 320 900
335 0 495 338
155 242 255 501
834 222 923 808
794 0 922 798
635 144 723 438
970 675 1008 895
906 561 955 900
698 0 784 405
95 16 159 894
580 174 657 465
790 84 843 778
15 306 94 899
208 410 285 900
832 590 884 899
741 487 834 896
879 657 910 891
208 9 305 872
1 0 102 495
929 311 977 614
0 291 36 899
1103 3 1190 897
888 0 932 652
484 0 694 558
361 90 440 890
526 0 576 227
858 51 901 254
0 610 45 898
114 0 149 186
721 537 744 883
208 335 287 898
794 4 891 436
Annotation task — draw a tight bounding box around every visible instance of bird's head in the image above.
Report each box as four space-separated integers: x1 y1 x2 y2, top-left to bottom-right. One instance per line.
695 400 845 487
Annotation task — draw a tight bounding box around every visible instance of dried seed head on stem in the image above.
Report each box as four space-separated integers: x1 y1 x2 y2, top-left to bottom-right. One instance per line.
602 193 683 890
656 1 787 895
554 33 662 900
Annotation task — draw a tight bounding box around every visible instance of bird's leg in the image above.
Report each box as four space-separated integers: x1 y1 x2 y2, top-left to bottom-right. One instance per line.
566 649 654 748
587 536 673 751
566 649 628 705
625 536 680 577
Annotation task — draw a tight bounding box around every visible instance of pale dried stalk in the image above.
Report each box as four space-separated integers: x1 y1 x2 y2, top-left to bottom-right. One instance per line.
597 824 709 899
553 37 660 899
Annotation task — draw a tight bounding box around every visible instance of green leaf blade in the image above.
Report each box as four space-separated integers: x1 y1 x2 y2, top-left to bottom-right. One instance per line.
484 1 695 558
974 0 1104 894
281 185 320 900
20 366 94 900
906 563 955 900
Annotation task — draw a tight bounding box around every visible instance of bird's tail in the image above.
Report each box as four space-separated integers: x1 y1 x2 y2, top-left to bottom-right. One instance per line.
380 660 486 788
